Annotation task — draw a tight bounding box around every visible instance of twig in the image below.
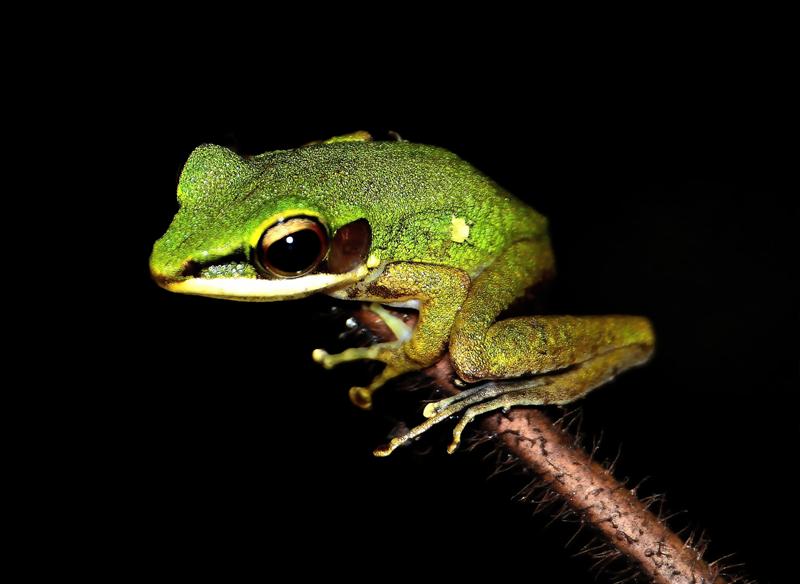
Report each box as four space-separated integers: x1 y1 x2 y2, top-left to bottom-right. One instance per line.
354 306 736 584
425 358 728 584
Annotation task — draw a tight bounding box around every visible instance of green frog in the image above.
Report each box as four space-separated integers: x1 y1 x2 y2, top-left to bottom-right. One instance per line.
150 131 654 456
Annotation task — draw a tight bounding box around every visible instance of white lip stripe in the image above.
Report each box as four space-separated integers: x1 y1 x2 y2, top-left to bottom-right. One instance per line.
164 265 368 301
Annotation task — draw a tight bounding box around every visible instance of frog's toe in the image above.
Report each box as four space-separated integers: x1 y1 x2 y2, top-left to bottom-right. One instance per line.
422 402 439 418
422 382 488 418
349 386 374 410
311 348 331 366
447 411 476 454
372 438 401 457
312 344 390 369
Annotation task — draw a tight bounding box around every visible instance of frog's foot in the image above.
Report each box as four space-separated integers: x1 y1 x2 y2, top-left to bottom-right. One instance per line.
348 348 423 409
313 341 420 409
374 378 552 457
314 303 419 410
422 377 548 418
311 303 413 370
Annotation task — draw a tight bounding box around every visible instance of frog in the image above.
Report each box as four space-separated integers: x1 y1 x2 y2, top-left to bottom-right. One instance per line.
150 131 655 457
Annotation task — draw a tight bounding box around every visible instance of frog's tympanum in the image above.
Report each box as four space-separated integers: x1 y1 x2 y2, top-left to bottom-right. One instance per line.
151 132 654 456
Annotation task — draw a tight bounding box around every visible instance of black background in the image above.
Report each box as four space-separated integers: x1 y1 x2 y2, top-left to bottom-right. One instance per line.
106 45 797 583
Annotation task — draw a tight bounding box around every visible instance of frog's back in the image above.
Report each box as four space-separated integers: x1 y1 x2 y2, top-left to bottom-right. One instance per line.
250 141 547 275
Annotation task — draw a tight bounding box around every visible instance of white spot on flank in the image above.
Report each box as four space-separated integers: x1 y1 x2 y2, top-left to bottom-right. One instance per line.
450 216 470 243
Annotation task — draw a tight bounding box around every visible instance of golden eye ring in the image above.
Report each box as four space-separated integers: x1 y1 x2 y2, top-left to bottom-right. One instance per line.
255 217 328 278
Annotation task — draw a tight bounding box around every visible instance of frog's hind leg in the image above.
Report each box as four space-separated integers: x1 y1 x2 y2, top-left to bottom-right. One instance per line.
375 238 654 456
374 343 650 457
449 238 655 383
445 343 651 453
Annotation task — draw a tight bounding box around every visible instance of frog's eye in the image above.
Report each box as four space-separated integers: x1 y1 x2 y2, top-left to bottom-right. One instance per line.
256 217 328 278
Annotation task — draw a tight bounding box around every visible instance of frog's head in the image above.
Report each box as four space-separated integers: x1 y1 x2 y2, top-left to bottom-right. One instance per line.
150 144 374 301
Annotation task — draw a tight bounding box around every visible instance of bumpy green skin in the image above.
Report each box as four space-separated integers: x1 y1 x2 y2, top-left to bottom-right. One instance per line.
150 141 546 281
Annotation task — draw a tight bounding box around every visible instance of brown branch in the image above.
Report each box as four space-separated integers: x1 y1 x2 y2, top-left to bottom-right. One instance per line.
354 307 733 584
425 358 728 584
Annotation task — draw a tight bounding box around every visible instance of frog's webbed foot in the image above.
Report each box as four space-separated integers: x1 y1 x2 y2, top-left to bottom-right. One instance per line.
373 378 549 456
421 377 549 418
375 345 650 456
312 303 417 410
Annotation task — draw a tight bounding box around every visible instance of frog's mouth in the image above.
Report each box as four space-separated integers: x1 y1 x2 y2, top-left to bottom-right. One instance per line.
154 265 370 302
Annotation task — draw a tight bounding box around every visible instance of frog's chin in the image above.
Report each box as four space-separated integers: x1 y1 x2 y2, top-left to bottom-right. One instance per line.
160 265 369 302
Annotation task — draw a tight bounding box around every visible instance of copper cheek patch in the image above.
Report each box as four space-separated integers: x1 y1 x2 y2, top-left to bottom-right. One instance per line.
327 218 372 274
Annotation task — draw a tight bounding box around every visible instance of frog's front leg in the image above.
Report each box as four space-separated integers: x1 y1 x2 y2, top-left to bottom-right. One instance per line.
316 262 470 409
313 303 413 365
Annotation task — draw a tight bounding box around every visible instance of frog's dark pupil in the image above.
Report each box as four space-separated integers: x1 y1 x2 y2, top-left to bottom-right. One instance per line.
266 229 322 274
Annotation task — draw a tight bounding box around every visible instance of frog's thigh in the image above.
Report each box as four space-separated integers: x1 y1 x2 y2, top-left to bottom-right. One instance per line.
449 239 654 381
449 238 553 379
366 262 470 366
